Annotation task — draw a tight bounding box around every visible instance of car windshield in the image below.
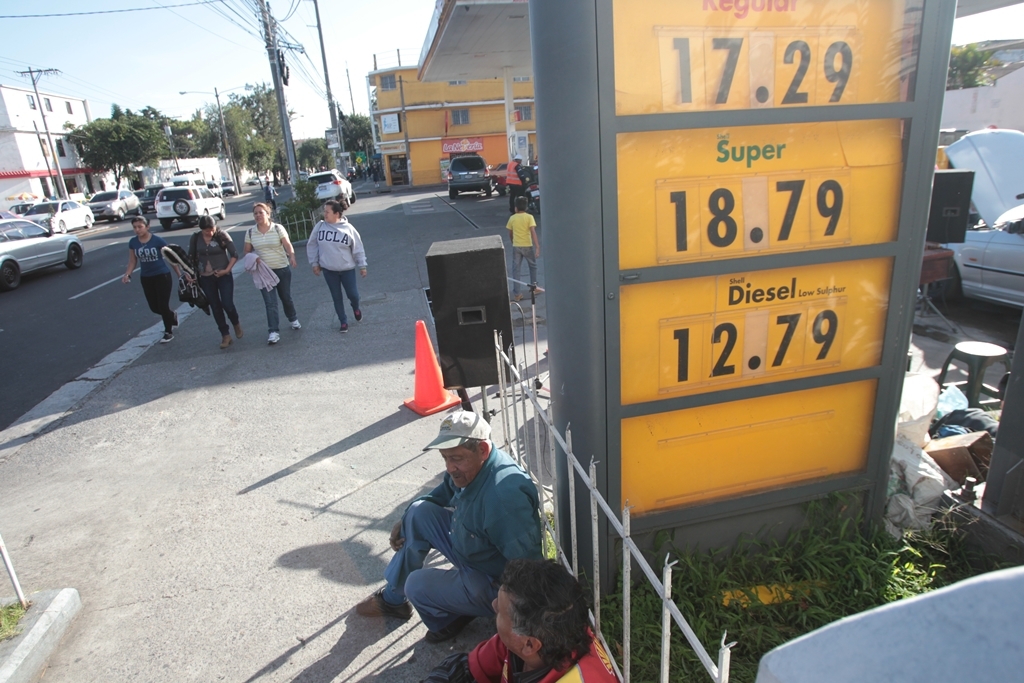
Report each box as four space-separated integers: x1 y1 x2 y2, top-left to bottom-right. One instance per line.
25 203 58 215
451 157 485 171
91 192 118 201
221 182 234 187
309 173 336 185
159 189 193 200
144 187 164 198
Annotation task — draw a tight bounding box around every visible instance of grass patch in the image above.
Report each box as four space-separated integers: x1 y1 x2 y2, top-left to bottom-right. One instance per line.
0 602 27 642
600 496 1001 683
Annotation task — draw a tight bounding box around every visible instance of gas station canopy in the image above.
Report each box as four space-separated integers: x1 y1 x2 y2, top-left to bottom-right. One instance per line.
418 0 533 82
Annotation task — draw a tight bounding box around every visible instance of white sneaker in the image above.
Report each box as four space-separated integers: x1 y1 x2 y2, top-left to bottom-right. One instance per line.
290 320 302 330
268 332 281 345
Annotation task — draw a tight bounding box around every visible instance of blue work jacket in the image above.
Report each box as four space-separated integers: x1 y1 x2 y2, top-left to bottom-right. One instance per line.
418 445 542 578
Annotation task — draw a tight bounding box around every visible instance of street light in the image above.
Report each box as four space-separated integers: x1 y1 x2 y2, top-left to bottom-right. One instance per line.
178 85 250 192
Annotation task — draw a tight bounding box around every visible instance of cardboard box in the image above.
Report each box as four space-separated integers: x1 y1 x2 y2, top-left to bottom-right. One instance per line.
925 431 993 484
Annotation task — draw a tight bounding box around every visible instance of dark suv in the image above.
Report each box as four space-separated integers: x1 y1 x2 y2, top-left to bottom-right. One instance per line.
447 155 493 199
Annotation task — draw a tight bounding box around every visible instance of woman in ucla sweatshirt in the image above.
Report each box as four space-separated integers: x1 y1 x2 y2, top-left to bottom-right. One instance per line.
306 197 367 333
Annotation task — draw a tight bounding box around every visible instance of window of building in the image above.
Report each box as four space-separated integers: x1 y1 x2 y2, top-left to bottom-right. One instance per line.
515 105 532 121
44 98 52 112
451 109 470 125
448 80 467 86
66 101 73 115
380 74 396 91
56 139 66 157
27 94 36 110
513 76 531 82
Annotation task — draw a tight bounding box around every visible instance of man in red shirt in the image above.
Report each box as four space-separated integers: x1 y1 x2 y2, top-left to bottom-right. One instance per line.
422 559 619 683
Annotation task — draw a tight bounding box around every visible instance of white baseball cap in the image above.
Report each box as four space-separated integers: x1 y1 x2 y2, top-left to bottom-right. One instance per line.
423 411 491 450
513 154 522 161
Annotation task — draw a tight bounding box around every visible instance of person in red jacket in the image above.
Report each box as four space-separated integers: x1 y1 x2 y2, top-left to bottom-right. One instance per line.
421 559 619 683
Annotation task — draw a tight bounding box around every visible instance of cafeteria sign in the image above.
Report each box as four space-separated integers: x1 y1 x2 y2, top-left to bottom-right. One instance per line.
443 137 485 154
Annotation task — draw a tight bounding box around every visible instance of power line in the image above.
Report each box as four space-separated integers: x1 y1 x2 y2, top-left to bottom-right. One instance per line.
0 1 217 19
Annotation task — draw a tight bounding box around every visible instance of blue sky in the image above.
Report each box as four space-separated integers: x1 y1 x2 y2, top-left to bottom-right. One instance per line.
0 0 435 140
0 1 1021 141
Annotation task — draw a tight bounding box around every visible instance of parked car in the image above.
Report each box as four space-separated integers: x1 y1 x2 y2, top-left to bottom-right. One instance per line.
945 204 1024 308
246 177 261 186
220 181 237 197
206 180 223 198
23 200 94 232
140 183 172 213
489 162 509 196
447 155 493 199
171 174 205 187
8 202 38 217
308 170 356 204
155 186 225 230
88 189 141 222
0 218 84 291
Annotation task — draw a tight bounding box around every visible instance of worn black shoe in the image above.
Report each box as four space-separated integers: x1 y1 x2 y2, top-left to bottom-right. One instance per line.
424 615 475 643
354 308 362 322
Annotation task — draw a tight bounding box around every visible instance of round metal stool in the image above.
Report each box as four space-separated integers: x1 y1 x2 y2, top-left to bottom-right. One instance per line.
936 341 1011 408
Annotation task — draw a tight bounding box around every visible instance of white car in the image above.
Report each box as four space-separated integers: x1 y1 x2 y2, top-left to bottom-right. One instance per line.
308 170 356 204
155 186 225 231
0 218 84 291
946 204 1024 308
22 200 94 233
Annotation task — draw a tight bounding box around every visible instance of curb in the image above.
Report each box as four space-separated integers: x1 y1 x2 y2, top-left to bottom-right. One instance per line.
0 303 198 464
0 589 82 683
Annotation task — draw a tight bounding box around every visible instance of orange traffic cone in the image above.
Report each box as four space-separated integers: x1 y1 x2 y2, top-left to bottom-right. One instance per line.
404 320 461 416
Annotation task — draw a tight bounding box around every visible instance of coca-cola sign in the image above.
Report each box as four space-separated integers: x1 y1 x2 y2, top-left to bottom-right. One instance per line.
442 137 485 153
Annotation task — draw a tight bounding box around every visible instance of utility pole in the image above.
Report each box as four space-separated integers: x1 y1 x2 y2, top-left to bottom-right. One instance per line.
32 121 57 198
163 125 180 172
256 0 299 184
310 0 345 174
398 75 412 186
346 65 356 116
213 88 240 191
19 68 69 199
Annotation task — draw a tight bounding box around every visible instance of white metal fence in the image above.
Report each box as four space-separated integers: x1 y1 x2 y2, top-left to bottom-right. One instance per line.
491 325 734 683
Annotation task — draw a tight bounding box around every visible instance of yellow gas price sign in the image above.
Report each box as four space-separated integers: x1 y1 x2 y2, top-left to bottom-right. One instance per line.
613 0 917 115
620 258 891 404
618 119 903 270
621 379 877 514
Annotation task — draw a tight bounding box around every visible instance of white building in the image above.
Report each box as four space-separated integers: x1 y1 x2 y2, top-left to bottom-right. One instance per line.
0 83 103 206
941 40 1024 134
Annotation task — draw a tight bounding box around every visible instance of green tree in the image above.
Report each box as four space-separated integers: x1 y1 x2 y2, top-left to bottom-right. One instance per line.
66 105 166 188
342 113 373 157
947 45 1000 89
297 138 330 170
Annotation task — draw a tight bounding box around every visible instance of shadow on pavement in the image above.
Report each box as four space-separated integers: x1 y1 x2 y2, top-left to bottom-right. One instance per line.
277 538 389 586
238 409 419 494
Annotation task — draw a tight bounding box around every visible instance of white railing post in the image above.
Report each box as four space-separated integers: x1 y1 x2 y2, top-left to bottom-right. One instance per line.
590 458 601 636
622 505 632 683
567 427 578 577
0 531 28 609
495 331 512 451
661 555 678 683
519 359 531 461
717 633 735 683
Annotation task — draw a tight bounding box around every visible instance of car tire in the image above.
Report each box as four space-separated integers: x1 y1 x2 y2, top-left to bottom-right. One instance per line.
58 220 67 233
135 207 142 216
65 243 83 270
115 208 125 221
486 182 494 197
498 185 507 196
0 260 20 291
160 218 175 231
449 189 458 200
84 215 94 229
173 200 190 217
218 205 226 220
349 190 357 204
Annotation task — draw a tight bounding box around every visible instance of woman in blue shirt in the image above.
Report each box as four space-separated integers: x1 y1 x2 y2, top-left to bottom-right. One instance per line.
122 215 181 343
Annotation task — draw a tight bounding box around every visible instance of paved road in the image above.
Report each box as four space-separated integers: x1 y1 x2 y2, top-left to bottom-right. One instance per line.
0 191 263 430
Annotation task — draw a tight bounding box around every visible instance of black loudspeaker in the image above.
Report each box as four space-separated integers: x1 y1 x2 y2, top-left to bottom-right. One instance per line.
426 236 514 388
927 169 974 244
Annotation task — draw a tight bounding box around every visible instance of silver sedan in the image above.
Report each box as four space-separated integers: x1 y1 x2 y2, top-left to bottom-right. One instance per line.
0 218 84 291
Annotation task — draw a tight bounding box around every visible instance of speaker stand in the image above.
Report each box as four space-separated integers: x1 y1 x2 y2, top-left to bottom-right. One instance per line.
916 284 958 333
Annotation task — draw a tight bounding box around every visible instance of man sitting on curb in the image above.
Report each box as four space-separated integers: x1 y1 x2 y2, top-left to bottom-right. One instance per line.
421 558 619 683
356 411 542 643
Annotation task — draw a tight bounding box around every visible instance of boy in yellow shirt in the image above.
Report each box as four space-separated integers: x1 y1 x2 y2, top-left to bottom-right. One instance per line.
506 196 540 301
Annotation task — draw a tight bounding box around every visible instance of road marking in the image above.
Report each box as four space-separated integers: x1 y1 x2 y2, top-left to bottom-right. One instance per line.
69 268 139 300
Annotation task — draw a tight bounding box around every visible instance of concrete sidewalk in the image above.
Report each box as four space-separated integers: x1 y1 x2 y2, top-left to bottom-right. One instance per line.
0 184 1009 681
0 190 543 682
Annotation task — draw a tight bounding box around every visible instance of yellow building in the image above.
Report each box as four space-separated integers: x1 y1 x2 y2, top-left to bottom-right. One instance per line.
368 66 536 187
